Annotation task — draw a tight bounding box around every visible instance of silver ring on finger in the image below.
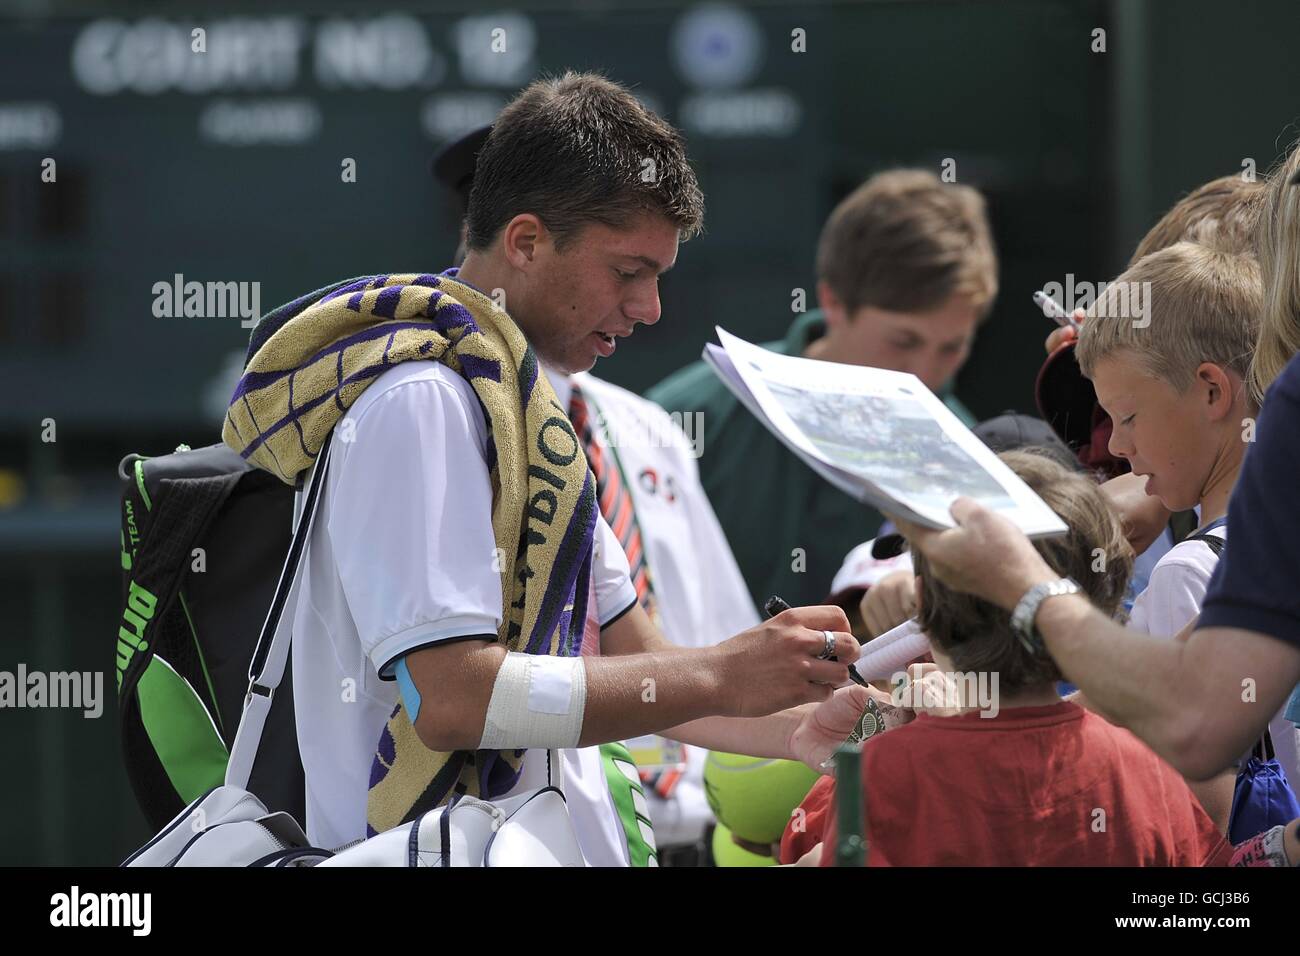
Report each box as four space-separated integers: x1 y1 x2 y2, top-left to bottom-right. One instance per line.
818 629 836 660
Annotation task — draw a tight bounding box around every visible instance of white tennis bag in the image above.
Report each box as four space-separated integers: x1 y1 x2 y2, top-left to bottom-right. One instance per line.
122 437 587 868
122 765 584 868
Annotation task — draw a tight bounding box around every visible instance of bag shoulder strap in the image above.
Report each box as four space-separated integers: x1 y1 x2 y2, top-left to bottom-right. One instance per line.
224 437 333 790
1183 517 1226 558
117 458 245 700
1183 531 1225 557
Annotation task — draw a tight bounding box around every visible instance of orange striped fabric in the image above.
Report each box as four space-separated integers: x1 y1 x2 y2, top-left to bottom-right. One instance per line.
568 384 657 617
570 385 683 797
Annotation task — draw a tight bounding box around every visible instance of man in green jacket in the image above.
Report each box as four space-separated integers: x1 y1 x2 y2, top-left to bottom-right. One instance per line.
648 170 998 610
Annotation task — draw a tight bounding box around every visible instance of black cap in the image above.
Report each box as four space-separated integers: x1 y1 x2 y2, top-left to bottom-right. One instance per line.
869 412 1074 560
971 411 1075 469
870 534 908 560
430 124 493 213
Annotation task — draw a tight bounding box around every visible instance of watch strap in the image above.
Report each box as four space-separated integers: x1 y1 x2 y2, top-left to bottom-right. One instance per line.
1010 577 1081 655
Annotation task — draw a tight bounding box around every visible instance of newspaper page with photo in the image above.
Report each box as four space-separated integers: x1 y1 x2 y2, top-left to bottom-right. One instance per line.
703 327 1067 539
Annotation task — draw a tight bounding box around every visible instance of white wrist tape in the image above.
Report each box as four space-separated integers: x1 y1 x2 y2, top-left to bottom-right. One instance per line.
479 652 587 750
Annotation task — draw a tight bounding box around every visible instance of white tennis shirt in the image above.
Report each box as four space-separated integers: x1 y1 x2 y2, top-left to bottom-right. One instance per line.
289 361 637 859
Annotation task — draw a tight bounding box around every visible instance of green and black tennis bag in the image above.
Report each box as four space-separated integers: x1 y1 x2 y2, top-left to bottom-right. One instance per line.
116 442 306 831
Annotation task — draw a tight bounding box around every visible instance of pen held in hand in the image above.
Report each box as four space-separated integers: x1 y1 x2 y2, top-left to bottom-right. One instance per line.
763 595 866 687
1033 290 1082 332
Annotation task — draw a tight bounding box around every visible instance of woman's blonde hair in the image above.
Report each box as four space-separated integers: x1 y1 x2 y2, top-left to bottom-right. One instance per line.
1249 142 1300 406
1129 174 1264 266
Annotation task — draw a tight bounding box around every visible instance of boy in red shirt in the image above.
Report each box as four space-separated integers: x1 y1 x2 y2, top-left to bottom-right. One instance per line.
820 451 1232 866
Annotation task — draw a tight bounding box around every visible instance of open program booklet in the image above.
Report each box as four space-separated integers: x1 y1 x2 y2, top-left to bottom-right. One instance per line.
703 327 1068 538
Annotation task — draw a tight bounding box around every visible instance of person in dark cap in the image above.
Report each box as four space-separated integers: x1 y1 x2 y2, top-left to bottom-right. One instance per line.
430 123 492 263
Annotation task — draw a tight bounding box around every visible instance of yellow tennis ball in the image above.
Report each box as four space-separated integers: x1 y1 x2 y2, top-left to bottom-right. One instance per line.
711 822 776 868
703 751 819 845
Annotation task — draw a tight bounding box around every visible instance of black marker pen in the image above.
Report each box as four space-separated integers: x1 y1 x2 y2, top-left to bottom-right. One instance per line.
763 595 866 687
1033 290 1082 332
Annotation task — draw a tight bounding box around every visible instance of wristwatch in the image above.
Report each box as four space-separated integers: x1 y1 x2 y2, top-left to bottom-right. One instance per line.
1010 577 1081 656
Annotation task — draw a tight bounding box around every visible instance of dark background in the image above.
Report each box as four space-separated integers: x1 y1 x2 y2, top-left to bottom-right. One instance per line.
1 0 1297 865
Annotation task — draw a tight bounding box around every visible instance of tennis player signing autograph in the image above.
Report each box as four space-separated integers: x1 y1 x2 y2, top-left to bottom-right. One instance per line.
221 73 869 865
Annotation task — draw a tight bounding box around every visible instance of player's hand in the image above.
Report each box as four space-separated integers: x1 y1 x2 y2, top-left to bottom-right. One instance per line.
886 500 1057 612
715 606 859 718
859 569 918 638
788 682 915 772
788 682 893 771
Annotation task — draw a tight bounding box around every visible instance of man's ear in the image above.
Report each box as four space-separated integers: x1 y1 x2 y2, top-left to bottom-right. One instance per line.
817 281 849 332
1197 362 1237 422
500 213 545 272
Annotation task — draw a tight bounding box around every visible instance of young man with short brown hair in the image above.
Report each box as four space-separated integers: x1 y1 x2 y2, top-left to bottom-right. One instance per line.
648 169 999 608
226 71 871 864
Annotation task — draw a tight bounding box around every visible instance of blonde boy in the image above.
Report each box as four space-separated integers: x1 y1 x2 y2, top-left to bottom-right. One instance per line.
1076 241 1264 831
1076 241 1261 635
